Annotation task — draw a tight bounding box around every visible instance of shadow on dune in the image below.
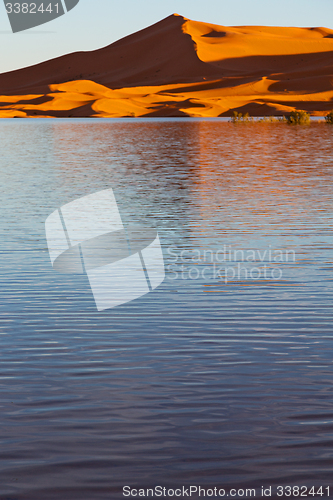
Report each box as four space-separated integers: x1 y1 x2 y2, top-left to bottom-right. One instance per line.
0 14 332 116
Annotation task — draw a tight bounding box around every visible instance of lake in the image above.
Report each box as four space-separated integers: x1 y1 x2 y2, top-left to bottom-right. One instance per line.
0 118 332 500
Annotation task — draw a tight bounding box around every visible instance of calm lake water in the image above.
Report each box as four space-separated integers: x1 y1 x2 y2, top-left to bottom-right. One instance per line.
0 118 332 500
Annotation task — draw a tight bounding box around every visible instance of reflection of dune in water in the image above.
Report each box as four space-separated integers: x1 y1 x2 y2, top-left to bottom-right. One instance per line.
188 122 333 243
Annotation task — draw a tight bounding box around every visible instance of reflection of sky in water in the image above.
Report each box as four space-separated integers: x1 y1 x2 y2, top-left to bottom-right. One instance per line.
0 119 332 499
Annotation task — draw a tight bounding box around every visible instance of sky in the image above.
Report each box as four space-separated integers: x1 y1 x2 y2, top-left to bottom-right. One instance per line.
0 0 332 74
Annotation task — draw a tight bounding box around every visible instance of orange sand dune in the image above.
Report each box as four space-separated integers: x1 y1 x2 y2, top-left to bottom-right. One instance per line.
0 14 333 117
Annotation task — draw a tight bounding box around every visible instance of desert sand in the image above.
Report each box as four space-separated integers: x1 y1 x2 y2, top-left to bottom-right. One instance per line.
0 14 333 117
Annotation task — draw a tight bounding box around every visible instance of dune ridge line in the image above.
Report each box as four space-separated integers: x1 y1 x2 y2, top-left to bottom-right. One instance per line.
0 14 332 117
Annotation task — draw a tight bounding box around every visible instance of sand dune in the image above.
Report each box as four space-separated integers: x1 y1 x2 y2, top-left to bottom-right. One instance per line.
0 14 333 117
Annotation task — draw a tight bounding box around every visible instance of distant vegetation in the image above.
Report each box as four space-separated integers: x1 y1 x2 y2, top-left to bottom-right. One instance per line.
287 111 310 125
325 111 333 124
230 110 333 124
230 111 286 123
231 112 252 122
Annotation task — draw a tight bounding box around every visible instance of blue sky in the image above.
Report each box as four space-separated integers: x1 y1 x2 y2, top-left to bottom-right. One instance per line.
0 0 332 74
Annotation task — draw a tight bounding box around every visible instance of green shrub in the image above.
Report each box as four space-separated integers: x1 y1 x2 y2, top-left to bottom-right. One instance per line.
325 111 333 124
287 110 310 125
